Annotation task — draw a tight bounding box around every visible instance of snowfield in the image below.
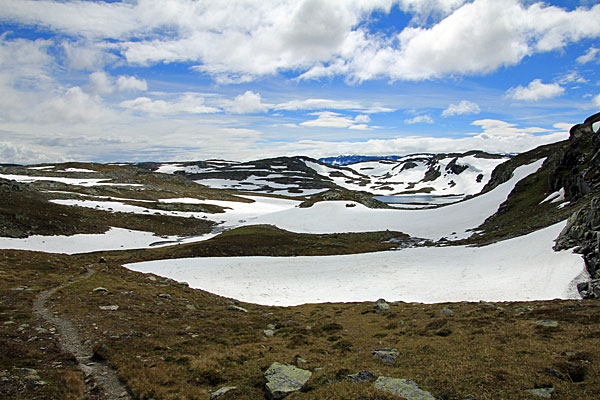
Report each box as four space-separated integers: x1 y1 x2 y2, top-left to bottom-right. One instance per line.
0 227 216 254
125 221 586 306
0 174 142 187
243 159 546 240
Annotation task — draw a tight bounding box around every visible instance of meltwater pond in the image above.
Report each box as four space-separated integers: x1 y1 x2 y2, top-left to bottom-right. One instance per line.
374 194 464 206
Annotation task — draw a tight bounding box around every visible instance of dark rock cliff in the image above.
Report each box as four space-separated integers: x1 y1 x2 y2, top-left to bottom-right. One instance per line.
553 112 600 298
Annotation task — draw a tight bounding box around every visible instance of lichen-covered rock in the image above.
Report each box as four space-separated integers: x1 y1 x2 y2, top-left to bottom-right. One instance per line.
264 362 312 399
372 348 399 364
374 298 390 311
210 386 236 399
227 305 248 313
374 377 436 399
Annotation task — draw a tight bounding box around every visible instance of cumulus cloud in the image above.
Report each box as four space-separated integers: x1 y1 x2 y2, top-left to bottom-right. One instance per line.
442 100 480 117
2 0 600 82
117 75 147 92
506 79 565 101
89 71 147 95
404 115 434 124
225 91 269 114
593 94 600 107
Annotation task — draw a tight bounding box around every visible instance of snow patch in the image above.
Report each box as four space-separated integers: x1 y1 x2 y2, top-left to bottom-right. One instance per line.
125 221 584 306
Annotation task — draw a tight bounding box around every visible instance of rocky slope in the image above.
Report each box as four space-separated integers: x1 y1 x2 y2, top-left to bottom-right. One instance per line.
552 112 600 298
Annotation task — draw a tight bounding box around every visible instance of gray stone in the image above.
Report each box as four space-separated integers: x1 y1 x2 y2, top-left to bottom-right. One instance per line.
264 329 275 337
372 348 399 364
374 376 436 399
535 320 559 327
295 357 307 367
210 386 237 399
374 299 390 311
264 362 312 399
348 370 377 383
99 305 119 311
524 387 555 398
157 293 172 300
227 305 248 313
440 307 454 315
92 287 108 293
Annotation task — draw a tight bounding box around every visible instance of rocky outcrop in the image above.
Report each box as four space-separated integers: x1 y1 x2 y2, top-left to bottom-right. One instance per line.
548 112 600 200
552 112 600 298
264 362 311 399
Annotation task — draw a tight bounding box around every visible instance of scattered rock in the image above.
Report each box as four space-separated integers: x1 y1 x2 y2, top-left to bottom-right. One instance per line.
147 275 157 281
264 362 312 399
374 299 390 311
227 305 248 313
264 329 275 337
524 387 555 398
98 257 106 263
295 357 307 367
374 376 436 399
157 293 172 300
348 370 377 383
92 287 108 293
186 304 196 310
210 386 237 399
99 305 119 311
372 348 399 364
267 323 276 330
577 279 600 299
535 320 559 328
440 307 454 316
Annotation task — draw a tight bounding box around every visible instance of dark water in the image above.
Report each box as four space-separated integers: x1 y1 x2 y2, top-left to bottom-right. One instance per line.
374 194 463 205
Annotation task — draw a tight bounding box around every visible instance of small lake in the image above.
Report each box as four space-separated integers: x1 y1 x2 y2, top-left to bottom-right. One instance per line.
374 194 464 205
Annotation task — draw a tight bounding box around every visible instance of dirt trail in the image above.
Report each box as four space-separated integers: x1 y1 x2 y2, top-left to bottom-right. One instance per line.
33 266 131 400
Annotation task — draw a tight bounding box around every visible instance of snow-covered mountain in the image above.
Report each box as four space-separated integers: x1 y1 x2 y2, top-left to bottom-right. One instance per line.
140 151 509 202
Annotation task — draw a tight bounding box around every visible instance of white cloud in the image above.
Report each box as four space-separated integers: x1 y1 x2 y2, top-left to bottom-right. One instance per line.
593 94 600 107
3 0 599 83
506 79 565 101
88 71 114 95
577 47 600 64
300 111 373 129
61 40 116 70
442 100 480 117
404 115 434 124
36 86 108 123
117 75 148 92
225 91 268 114
89 72 147 95
556 71 588 85
119 93 220 115
274 98 394 113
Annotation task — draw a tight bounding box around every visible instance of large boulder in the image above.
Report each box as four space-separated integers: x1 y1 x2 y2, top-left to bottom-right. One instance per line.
264 362 312 399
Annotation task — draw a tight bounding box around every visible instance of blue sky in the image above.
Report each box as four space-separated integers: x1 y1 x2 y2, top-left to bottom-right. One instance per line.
0 0 599 163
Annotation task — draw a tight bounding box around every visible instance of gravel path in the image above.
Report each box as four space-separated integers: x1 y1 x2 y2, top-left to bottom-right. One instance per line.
33 266 131 400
